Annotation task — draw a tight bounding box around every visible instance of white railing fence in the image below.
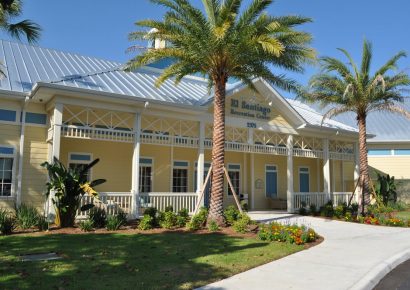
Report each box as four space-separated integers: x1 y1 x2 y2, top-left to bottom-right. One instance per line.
77 192 198 219
77 192 132 219
293 191 356 212
139 192 198 214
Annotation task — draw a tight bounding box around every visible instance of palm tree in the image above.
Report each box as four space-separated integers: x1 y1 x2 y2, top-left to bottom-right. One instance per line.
127 0 314 225
302 40 410 214
0 0 41 42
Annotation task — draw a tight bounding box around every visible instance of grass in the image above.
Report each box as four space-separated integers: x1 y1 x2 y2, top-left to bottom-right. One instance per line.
395 211 410 220
0 232 302 289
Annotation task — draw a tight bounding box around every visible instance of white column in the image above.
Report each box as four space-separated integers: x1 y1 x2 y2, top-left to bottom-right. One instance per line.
248 129 254 210
52 103 63 160
323 138 331 201
48 103 63 218
341 161 345 192
131 113 141 218
16 97 29 206
286 135 294 213
354 142 360 202
197 121 205 206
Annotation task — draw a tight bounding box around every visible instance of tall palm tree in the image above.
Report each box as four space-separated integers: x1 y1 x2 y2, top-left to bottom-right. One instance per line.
0 0 41 43
127 0 314 225
302 40 410 214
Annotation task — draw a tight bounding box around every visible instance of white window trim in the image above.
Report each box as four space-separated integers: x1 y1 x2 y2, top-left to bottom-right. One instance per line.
226 163 241 197
140 156 154 193
68 152 93 181
172 160 190 192
265 164 278 198
298 166 310 193
0 145 16 199
0 109 48 128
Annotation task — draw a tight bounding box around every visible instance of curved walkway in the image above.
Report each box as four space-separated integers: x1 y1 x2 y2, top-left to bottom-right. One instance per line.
199 212 410 290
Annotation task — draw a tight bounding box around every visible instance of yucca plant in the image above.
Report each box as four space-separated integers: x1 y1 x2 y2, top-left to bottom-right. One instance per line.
41 158 106 228
301 40 410 214
127 0 314 225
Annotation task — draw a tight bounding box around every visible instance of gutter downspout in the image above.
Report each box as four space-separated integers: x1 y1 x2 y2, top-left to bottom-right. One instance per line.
16 96 30 206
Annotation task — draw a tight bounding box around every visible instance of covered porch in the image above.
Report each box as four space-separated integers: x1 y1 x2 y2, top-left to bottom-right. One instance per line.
47 103 359 217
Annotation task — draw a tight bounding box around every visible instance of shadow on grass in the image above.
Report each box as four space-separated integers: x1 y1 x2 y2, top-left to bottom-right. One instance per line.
0 231 298 289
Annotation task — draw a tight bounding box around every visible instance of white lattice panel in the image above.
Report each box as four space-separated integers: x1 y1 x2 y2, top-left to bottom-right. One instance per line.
142 116 198 137
254 130 287 146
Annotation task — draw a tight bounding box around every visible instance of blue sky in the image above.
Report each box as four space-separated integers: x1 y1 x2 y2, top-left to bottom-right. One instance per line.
3 0 410 96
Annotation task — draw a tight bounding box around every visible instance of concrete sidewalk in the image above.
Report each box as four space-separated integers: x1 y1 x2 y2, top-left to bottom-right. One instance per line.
199 212 410 290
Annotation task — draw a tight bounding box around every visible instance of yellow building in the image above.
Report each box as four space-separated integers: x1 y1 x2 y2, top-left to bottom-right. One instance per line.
0 40 360 216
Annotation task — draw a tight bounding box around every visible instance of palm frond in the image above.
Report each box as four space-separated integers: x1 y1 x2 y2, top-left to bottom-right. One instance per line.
368 102 410 119
5 19 41 43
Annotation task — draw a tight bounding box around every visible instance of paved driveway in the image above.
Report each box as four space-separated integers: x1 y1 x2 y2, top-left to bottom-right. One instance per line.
199 212 410 290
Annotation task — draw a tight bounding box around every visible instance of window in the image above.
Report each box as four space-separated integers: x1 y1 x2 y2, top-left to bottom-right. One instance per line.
227 164 240 196
173 161 189 193
266 165 278 198
394 149 410 156
25 112 47 125
368 149 392 156
139 158 153 193
0 109 16 122
299 167 310 193
0 146 14 197
68 153 92 181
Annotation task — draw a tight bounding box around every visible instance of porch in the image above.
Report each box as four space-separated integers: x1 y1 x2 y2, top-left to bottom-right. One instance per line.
46 103 360 217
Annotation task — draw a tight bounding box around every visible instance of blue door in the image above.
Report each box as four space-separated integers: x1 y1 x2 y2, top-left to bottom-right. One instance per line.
299 167 310 192
266 165 278 198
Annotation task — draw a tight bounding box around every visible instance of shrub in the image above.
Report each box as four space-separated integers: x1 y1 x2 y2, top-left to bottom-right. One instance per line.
37 215 49 231
79 219 94 232
258 222 318 245
309 204 317 216
178 208 189 219
299 207 308 216
89 207 107 228
159 211 177 229
241 200 248 211
106 213 127 231
0 209 15 235
207 220 220 232
232 213 251 233
143 207 157 225
15 204 40 229
334 205 345 219
344 212 353 222
176 215 187 228
187 207 208 231
224 205 240 225
164 206 173 212
138 215 154 230
350 203 359 215
320 201 334 217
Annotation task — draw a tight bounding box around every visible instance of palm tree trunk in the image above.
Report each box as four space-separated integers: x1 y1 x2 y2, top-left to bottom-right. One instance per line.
208 75 227 226
357 114 370 215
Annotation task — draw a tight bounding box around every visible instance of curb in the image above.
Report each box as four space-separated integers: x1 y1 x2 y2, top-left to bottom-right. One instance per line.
350 248 410 290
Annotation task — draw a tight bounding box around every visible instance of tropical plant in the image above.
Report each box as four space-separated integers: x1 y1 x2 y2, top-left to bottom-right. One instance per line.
79 219 94 232
106 212 127 231
127 0 314 225
0 0 41 42
15 203 40 229
41 158 106 228
89 207 107 228
375 173 397 206
301 40 410 214
0 209 15 235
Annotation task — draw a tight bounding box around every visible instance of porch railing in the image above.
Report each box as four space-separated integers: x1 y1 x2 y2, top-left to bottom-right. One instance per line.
139 192 198 214
293 191 355 212
77 192 132 219
62 125 134 143
77 192 199 219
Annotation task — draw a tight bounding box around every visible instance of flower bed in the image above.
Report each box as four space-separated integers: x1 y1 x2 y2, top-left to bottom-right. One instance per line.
258 222 318 245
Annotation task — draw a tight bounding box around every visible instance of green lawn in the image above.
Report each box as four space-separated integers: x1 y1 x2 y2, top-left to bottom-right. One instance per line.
0 232 302 289
395 211 410 220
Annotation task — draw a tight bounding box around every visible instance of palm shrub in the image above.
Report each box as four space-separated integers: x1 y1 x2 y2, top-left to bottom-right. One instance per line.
301 40 410 214
127 0 314 225
15 203 40 229
89 207 107 228
375 174 397 206
0 209 15 235
41 158 106 228
106 212 127 231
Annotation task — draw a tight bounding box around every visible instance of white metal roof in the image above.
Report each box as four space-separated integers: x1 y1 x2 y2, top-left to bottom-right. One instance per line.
0 39 358 134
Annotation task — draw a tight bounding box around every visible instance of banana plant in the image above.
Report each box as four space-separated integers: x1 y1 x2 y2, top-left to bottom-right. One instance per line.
375 173 397 206
41 158 106 228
